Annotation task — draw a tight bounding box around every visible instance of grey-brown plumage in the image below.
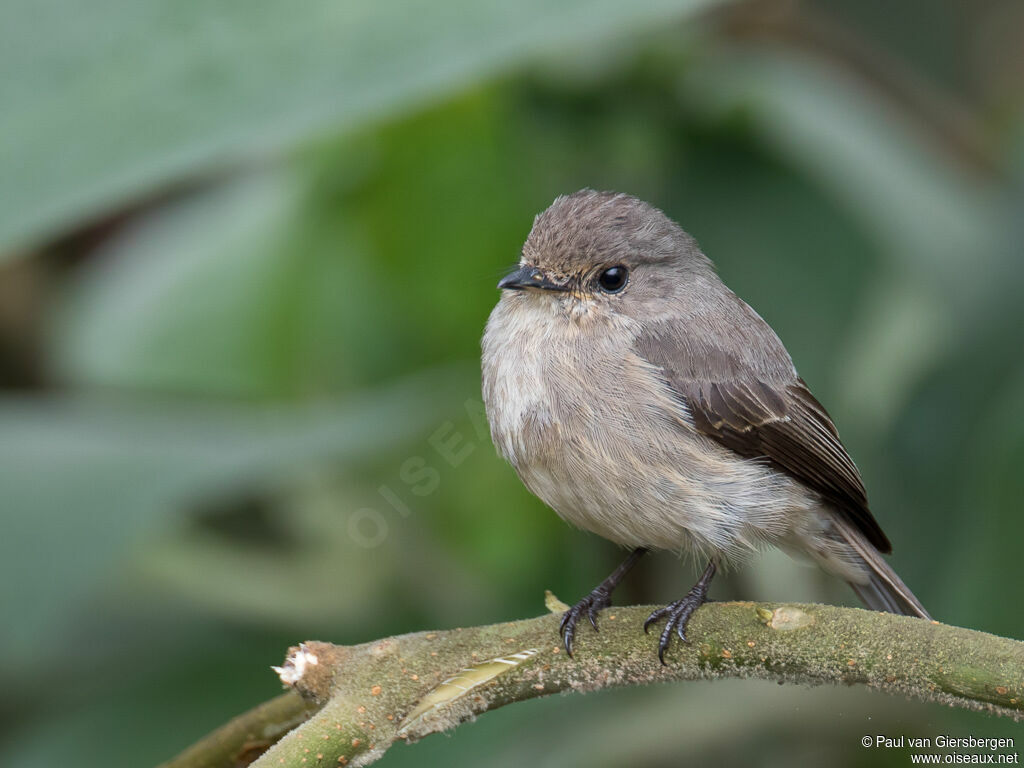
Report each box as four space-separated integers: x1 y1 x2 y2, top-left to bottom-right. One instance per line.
482 189 929 660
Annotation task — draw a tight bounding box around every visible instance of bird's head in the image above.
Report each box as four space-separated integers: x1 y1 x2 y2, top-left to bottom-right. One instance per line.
497 189 715 323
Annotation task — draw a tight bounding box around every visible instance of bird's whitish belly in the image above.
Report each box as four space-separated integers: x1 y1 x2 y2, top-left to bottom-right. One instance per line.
483 297 804 560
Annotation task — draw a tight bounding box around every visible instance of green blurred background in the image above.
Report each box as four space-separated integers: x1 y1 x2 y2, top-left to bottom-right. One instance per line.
2 1 1023 766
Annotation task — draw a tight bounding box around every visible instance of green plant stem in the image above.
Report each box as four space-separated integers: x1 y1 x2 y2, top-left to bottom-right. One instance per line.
157 692 318 768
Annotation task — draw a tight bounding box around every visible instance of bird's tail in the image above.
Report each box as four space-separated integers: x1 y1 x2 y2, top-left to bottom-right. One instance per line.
831 515 931 619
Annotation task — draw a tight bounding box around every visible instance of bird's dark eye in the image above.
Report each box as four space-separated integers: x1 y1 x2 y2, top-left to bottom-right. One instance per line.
597 265 628 293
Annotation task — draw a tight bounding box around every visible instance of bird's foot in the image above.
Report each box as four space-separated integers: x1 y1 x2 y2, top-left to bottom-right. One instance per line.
559 586 612 656
644 566 715 664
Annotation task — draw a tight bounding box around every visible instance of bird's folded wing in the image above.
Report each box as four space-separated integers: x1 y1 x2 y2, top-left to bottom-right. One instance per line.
635 326 891 553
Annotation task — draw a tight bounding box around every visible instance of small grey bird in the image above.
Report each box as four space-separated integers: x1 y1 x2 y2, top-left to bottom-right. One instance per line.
482 189 930 662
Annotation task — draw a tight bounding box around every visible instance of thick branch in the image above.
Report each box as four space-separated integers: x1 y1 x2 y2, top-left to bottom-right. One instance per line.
165 601 1024 768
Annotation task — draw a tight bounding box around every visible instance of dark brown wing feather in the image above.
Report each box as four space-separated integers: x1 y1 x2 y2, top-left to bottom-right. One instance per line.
636 326 892 553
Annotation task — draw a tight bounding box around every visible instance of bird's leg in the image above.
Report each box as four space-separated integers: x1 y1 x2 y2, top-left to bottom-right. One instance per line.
560 547 647 656
644 559 717 664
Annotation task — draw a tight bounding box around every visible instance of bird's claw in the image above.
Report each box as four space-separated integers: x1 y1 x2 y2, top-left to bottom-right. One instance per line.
643 588 710 665
560 587 612 657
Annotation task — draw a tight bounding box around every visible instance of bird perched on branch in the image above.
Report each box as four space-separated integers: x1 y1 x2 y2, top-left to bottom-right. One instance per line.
482 189 929 663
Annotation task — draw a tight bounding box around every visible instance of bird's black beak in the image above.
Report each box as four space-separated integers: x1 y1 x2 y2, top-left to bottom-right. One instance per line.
497 265 569 292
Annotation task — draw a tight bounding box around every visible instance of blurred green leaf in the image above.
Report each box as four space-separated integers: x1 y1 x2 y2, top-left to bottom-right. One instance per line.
50 93 528 397
51 171 305 396
134 464 501 630
683 47 1001 278
0 365 473 663
0 0 721 255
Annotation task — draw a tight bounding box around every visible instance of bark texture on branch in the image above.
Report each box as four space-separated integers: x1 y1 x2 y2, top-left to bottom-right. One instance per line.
161 601 1024 768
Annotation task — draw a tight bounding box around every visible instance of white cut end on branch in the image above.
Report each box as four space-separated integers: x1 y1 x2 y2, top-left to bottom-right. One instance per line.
272 644 319 685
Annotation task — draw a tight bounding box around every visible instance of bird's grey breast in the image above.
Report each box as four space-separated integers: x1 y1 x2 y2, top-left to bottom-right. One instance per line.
483 293 811 555
482 295 681 537
482 294 585 467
